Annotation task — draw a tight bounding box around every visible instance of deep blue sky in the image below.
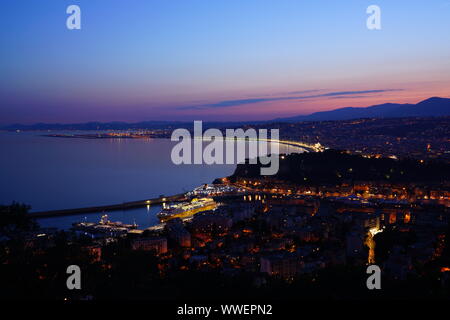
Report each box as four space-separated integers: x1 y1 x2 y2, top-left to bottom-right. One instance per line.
1 0 449 123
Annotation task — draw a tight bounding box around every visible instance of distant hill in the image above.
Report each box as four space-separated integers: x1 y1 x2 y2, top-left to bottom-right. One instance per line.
2 97 449 130
0 121 185 131
274 97 450 122
0 120 266 131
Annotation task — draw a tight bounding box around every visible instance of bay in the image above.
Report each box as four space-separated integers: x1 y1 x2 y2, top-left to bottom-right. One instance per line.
0 131 304 229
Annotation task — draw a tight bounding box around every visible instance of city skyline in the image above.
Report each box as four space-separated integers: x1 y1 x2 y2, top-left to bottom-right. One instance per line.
1 0 450 124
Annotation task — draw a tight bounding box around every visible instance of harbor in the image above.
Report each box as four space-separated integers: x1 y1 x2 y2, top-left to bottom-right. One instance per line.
32 184 247 232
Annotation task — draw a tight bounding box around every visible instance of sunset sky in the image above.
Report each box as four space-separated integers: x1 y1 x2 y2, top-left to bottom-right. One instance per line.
1 0 449 124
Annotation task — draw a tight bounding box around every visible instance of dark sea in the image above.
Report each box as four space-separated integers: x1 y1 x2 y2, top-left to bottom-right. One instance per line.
0 131 304 229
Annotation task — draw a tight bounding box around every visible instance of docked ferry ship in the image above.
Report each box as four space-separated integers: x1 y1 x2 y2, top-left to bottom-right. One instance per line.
157 198 216 221
72 214 138 236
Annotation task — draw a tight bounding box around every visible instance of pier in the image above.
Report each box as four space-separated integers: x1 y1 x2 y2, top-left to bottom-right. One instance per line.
29 193 188 218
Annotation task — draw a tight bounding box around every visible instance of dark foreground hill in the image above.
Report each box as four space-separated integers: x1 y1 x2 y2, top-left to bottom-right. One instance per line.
230 150 450 186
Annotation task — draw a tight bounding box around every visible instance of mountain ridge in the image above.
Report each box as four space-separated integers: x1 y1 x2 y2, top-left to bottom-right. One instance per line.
274 97 450 122
1 97 449 130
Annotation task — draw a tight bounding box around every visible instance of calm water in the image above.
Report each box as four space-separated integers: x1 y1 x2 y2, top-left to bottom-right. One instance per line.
0 131 304 229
